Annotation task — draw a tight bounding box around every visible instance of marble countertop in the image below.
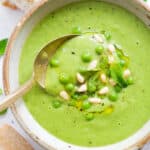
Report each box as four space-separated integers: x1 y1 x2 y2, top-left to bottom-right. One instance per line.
0 1 150 150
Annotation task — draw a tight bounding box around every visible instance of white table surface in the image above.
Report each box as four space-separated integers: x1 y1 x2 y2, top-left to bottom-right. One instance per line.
0 1 150 150
0 2 44 150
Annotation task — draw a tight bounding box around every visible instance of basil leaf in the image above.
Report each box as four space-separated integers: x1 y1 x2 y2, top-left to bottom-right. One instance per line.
0 39 8 55
0 109 7 115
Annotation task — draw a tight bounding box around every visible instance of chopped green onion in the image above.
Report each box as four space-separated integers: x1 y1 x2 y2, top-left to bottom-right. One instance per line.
104 31 111 40
88 81 97 93
99 55 109 69
110 64 127 88
120 60 126 67
114 44 122 50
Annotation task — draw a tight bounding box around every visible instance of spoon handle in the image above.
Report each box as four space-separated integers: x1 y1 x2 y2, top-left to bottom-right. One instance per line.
0 78 35 112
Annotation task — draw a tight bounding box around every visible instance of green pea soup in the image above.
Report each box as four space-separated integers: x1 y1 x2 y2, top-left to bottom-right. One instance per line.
19 1 150 147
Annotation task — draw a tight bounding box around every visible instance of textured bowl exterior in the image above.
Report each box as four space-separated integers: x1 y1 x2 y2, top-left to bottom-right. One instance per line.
3 0 150 150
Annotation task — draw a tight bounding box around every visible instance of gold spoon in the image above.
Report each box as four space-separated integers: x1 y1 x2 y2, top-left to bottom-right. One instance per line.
0 34 78 112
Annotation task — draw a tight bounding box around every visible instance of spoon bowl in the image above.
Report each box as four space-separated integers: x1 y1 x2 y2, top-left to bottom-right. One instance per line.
34 34 78 88
0 34 78 112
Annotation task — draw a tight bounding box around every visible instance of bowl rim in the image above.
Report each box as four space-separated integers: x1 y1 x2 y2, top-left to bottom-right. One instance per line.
2 0 150 149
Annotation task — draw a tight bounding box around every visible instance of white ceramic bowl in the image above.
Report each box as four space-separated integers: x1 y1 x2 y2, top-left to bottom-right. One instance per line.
3 0 150 150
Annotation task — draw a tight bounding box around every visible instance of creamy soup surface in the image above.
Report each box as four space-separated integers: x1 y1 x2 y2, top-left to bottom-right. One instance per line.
19 1 150 147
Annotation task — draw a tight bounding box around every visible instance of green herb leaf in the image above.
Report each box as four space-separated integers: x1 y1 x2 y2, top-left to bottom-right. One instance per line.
0 109 7 115
110 64 128 87
0 39 8 55
99 54 109 70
